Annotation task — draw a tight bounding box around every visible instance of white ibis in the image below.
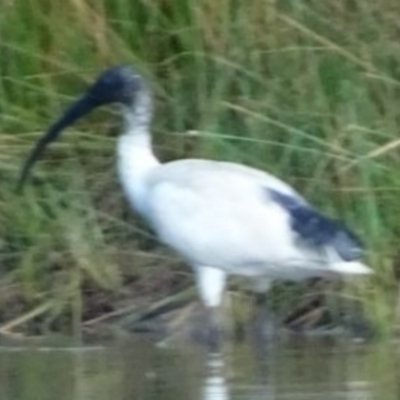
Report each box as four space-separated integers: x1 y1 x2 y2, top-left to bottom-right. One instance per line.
19 66 371 338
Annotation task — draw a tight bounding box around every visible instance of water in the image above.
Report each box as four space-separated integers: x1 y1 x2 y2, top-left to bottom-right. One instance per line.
0 337 398 400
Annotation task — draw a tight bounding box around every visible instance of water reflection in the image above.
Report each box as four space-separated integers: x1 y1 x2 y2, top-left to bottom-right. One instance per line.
203 354 229 400
0 338 398 400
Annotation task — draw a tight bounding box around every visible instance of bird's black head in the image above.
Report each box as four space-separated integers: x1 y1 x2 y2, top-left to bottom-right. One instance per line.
87 65 143 107
18 65 146 189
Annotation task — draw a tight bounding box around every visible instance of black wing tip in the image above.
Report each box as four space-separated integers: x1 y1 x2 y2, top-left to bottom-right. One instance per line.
267 188 364 260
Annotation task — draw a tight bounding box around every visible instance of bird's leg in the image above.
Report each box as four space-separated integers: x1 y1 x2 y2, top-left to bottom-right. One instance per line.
195 266 227 309
205 306 224 352
194 266 227 350
251 277 278 340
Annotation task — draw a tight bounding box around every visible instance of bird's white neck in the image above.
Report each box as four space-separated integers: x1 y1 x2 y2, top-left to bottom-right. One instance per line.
117 89 160 215
118 127 159 174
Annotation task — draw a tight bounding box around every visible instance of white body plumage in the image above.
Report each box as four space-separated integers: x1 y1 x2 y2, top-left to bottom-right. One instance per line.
117 109 370 308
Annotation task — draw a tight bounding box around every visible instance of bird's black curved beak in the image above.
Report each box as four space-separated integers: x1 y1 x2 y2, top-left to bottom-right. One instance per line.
17 93 99 190
17 65 141 190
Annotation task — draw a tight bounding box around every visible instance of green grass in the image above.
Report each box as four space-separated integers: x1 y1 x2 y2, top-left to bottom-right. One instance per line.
1 0 399 337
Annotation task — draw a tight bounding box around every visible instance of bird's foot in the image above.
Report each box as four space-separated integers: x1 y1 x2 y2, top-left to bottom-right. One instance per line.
191 307 226 352
252 293 279 341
